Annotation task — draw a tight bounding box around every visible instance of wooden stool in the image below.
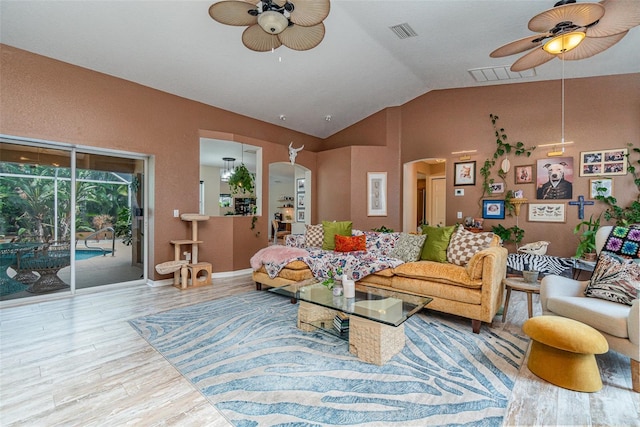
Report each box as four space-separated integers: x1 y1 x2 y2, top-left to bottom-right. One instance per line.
502 276 540 321
523 315 609 392
186 262 212 288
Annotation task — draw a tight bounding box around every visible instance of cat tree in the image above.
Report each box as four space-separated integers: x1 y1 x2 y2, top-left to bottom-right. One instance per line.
155 213 212 289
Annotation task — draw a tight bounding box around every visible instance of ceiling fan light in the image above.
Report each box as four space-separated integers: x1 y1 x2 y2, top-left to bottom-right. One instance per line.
543 31 586 54
258 10 288 34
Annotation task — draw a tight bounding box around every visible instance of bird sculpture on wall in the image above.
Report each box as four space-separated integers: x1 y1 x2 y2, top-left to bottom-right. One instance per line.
288 142 304 165
518 241 551 256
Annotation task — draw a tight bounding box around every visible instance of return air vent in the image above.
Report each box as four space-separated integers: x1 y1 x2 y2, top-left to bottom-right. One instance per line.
468 66 536 82
389 23 418 39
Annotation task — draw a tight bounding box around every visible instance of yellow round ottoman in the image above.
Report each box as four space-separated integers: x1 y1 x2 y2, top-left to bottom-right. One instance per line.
523 315 609 392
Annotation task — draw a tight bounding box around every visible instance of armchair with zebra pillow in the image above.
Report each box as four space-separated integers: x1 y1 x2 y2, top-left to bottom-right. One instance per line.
540 225 640 392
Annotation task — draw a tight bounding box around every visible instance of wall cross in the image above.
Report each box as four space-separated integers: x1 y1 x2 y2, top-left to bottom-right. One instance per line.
568 195 595 220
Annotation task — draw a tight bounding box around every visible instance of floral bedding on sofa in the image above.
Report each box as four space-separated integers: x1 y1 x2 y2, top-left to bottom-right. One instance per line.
262 231 404 280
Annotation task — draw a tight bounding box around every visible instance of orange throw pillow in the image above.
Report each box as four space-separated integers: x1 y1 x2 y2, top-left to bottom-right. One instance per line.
334 235 366 252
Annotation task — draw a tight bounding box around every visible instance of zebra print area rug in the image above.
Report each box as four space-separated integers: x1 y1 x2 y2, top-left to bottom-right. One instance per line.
129 292 528 426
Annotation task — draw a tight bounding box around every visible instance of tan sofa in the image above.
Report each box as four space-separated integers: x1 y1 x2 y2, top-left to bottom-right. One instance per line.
252 231 508 334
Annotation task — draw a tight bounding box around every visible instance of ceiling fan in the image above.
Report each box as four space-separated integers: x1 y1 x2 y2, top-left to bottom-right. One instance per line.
490 0 640 71
209 0 330 52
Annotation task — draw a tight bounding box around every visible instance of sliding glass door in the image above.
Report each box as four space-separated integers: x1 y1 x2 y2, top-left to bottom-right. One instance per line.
0 139 147 301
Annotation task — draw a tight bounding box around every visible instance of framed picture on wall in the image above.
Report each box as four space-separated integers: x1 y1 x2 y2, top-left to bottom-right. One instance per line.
590 178 613 199
580 148 627 176
528 203 566 223
367 172 387 216
489 182 505 194
296 209 305 222
536 157 574 200
482 200 505 219
454 161 476 186
297 193 305 209
515 164 534 184
296 178 306 192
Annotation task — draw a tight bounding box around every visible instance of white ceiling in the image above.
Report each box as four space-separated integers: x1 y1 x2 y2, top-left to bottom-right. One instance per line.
1 1 639 139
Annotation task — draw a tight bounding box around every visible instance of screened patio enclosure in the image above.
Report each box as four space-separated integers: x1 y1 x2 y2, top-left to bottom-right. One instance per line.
0 140 147 301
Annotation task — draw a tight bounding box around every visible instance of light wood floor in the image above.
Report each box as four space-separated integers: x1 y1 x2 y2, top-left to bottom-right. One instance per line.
1 275 638 426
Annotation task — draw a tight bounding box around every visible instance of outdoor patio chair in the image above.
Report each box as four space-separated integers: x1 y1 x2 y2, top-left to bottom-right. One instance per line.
22 240 71 293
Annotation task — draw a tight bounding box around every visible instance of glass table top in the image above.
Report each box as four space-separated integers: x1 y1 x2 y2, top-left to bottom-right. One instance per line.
269 279 431 327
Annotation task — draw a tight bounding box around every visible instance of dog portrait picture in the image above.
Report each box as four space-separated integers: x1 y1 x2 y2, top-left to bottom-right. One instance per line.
536 157 574 200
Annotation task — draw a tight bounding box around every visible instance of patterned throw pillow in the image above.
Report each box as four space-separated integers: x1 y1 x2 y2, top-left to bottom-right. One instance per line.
304 224 324 248
335 234 367 252
602 226 640 259
390 233 427 262
447 225 495 266
585 253 640 306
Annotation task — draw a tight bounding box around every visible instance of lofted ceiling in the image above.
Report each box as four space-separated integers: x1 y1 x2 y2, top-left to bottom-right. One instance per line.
1 1 639 140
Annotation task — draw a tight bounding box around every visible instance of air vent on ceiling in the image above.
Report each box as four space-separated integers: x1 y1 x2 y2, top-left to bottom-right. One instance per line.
389 23 418 39
468 66 536 82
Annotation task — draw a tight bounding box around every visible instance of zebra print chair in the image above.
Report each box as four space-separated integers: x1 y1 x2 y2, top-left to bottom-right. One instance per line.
540 226 639 392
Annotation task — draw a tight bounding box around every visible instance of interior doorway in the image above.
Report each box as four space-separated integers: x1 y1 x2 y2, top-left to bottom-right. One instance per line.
402 159 446 232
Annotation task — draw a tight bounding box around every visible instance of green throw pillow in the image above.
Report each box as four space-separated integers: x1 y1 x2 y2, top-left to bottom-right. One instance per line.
420 225 455 262
322 220 353 250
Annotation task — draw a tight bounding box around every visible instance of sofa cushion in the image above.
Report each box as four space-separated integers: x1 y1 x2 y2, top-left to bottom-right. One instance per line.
546 296 631 339
322 221 353 250
420 225 455 262
256 265 313 281
584 253 640 306
602 226 640 258
391 275 482 305
447 225 496 266
335 234 366 252
392 260 481 289
283 260 309 270
305 224 324 248
391 233 427 262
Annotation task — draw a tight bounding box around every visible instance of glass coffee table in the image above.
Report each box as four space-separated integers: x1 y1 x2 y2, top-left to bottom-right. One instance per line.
269 279 432 365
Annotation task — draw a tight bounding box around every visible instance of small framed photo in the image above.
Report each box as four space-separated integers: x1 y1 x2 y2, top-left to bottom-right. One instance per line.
297 193 305 209
515 164 534 184
528 203 566 223
296 209 305 222
482 200 505 219
454 161 476 186
590 178 613 198
296 178 306 192
367 172 387 216
490 182 505 194
580 148 627 176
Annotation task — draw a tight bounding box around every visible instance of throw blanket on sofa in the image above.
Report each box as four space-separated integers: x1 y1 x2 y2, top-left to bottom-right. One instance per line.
251 245 404 280
250 246 310 278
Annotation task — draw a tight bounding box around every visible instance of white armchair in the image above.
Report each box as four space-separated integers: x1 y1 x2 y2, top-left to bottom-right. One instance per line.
540 226 639 392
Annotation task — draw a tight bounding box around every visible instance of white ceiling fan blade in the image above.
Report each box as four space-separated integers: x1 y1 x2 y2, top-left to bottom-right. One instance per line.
490 34 549 58
288 0 330 27
510 48 556 72
586 0 640 37
242 24 282 52
209 0 258 26
278 22 325 51
528 2 604 32
561 31 628 60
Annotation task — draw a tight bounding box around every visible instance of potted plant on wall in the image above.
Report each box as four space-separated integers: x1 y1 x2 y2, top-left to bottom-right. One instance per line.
574 214 601 261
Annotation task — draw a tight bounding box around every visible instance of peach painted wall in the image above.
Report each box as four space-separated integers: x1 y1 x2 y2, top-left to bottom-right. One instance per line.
398 73 640 257
0 44 321 278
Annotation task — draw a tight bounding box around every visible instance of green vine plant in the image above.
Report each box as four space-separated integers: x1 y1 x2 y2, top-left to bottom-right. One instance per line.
595 143 640 226
480 114 536 199
228 163 255 195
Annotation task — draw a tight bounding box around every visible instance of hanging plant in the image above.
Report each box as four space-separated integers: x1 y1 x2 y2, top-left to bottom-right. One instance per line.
228 163 255 195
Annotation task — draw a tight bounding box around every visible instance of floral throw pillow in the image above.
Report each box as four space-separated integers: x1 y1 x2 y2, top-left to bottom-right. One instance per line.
334 235 366 252
390 233 427 262
602 226 640 259
584 253 640 306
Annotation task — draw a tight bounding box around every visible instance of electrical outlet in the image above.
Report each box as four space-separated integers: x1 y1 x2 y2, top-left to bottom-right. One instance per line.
173 209 179 217
457 212 462 219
